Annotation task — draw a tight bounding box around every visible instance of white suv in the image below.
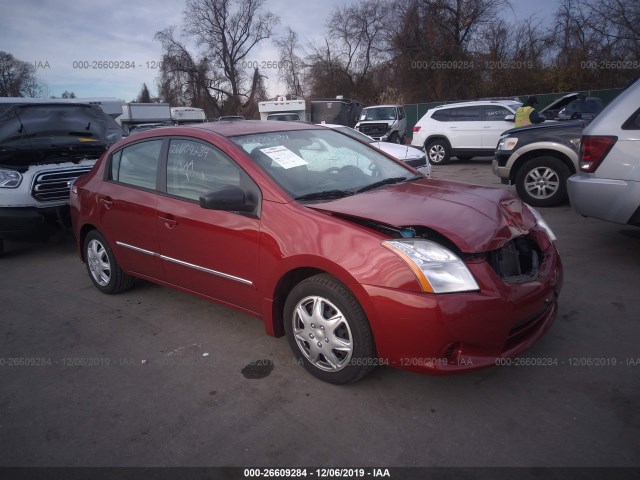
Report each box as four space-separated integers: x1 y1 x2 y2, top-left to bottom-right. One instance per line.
567 78 640 225
411 100 522 164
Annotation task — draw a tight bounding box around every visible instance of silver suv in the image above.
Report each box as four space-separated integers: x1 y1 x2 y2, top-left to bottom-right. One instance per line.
567 79 640 225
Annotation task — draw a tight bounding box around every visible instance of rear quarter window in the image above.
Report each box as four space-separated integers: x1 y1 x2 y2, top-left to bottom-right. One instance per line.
431 109 452 121
622 108 640 130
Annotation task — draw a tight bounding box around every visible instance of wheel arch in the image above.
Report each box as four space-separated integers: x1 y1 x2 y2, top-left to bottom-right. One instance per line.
78 223 98 261
264 261 376 340
509 146 577 183
423 135 452 150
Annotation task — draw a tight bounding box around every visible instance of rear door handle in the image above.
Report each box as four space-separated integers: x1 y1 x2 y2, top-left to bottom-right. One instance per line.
99 197 113 209
159 215 178 228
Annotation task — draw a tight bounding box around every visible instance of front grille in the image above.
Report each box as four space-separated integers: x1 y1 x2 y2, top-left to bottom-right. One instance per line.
489 236 542 283
31 166 93 202
358 123 389 137
406 157 427 168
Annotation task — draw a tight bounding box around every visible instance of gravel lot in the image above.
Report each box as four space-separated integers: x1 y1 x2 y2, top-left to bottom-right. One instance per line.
1 158 639 468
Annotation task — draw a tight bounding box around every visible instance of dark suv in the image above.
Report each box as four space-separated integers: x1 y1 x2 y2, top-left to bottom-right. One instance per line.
492 120 589 207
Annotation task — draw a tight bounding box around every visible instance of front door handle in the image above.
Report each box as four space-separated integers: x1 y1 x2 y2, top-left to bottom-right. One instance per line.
159 215 178 229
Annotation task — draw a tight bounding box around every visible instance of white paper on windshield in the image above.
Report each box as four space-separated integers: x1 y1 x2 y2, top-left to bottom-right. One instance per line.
260 146 308 169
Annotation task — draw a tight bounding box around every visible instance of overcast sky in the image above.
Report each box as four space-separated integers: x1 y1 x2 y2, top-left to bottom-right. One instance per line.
1 0 562 102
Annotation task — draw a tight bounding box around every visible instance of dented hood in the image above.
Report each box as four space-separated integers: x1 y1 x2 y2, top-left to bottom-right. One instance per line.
309 178 536 253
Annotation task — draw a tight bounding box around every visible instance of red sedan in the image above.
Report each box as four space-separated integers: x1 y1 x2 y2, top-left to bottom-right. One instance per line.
71 121 562 384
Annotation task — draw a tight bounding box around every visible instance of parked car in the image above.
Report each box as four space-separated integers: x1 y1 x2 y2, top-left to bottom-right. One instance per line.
218 116 245 122
0 101 123 256
320 123 430 175
493 120 589 207
355 105 407 143
410 100 522 164
568 79 640 225
71 120 562 384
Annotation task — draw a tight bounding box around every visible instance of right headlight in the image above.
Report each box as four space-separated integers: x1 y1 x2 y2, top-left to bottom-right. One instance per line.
498 137 518 151
0 168 22 188
528 207 557 241
382 239 480 293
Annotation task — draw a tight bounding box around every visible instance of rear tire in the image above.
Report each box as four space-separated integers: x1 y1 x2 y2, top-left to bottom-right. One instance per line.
515 157 570 207
387 131 400 144
426 139 451 165
284 274 375 384
84 230 135 294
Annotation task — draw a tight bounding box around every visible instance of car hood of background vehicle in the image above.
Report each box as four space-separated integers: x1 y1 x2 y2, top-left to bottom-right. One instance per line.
502 119 587 136
373 142 424 160
308 178 536 253
0 103 124 168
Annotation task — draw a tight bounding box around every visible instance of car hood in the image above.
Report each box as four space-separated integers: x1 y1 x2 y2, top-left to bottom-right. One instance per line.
502 119 587 136
539 93 579 116
308 178 536 253
373 142 424 160
0 103 124 168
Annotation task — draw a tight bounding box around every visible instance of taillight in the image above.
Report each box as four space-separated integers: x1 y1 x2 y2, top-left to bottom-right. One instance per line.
579 135 617 173
412 125 421 133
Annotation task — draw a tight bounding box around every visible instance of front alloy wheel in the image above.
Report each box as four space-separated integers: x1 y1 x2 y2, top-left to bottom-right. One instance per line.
284 274 375 384
515 157 570 207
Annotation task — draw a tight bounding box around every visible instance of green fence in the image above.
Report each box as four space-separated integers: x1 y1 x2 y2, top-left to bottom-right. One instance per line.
404 88 624 135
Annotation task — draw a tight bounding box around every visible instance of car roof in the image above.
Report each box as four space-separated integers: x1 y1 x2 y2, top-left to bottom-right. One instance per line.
363 105 400 109
152 119 321 137
432 100 519 110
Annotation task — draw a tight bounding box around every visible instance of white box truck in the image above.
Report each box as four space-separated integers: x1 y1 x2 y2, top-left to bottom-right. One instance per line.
259 97 306 121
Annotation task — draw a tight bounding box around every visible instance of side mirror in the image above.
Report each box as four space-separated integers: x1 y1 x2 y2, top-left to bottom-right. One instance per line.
504 114 515 122
199 186 255 212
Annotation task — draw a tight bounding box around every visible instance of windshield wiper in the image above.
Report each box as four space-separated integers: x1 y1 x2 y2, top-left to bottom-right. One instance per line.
295 190 354 201
354 175 421 194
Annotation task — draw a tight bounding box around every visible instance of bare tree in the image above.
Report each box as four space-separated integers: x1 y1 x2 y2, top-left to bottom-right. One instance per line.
274 27 305 97
0 51 47 97
155 0 278 116
305 0 390 102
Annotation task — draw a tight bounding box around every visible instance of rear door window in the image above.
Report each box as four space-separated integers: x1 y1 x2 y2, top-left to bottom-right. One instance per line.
482 106 512 121
453 106 482 121
111 140 162 190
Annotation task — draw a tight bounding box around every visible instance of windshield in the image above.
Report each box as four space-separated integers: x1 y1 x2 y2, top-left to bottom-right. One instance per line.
267 113 300 121
231 129 418 200
332 126 374 144
360 107 397 121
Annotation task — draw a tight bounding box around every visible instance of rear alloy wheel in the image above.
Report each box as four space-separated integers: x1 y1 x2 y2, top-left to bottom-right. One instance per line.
515 157 570 207
84 230 135 294
426 139 451 165
284 274 375 384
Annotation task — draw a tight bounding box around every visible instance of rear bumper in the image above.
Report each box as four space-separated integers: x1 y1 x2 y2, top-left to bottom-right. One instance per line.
567 174 640 224
0 206 68 241
364 242 563 375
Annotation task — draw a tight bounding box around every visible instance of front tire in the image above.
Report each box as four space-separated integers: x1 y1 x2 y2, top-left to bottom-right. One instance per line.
515 157 570 207
84 230 135 294
426 139 451 165
284 274 375 384
387 131 400 144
